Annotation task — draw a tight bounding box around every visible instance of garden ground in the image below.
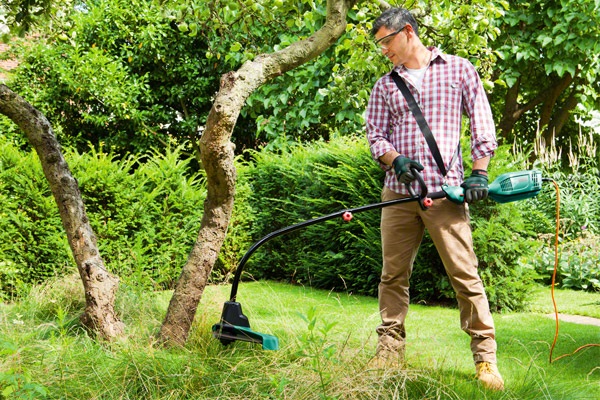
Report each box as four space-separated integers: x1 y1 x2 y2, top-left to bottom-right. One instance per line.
4 278 599 399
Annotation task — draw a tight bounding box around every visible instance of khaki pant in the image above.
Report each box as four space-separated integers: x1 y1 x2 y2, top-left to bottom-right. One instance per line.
377 186 497 364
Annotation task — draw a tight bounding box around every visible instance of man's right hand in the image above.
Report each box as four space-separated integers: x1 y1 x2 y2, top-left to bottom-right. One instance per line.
392 156 424 184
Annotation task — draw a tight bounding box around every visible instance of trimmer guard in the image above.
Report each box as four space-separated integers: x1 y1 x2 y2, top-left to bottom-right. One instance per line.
212 301 279 350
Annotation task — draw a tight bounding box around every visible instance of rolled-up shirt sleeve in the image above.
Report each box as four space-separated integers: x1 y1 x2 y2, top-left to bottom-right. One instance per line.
366 78 395 171
462 64 498 161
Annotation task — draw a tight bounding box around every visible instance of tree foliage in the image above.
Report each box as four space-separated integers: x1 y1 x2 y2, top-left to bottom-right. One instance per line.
1 0 56 35
5 0 600 159
243 0 507 149
6 0 514 156
8 0 235 156
491 0 600 147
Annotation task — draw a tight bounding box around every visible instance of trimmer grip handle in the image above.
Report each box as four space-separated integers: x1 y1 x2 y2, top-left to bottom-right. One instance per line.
406 167 430 210
405 167 428 198
442 184 465 204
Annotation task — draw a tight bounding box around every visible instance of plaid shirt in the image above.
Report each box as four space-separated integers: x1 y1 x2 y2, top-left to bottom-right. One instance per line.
366 47 497 195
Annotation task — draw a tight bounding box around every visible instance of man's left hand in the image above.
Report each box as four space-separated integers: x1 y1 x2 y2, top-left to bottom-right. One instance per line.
461 170 489 203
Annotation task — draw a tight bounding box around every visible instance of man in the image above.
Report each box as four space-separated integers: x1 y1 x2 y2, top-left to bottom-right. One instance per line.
365 8 504 391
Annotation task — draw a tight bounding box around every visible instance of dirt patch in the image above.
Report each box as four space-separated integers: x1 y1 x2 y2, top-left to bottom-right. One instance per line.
546 313 600 327
0 42 19 81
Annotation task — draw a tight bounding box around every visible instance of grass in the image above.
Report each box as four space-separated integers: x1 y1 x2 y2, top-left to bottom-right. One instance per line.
1 276 599 399
527 286 600 319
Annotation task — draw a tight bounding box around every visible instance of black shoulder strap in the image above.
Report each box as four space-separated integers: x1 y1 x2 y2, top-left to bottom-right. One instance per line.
390 70 457 177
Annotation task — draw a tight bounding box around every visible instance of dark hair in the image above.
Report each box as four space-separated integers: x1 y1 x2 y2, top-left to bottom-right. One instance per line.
371 8 419 37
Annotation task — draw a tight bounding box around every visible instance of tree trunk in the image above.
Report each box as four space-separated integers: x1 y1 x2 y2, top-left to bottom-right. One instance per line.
540 74 573 143
158 0 359 346
498 78 521 139
540 73 575 143
0 85 124 340
547 88 579 139
498 73 576 146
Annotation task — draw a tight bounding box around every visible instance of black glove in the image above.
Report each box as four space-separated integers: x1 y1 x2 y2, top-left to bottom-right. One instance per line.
392 156 424 184
461 169 489 203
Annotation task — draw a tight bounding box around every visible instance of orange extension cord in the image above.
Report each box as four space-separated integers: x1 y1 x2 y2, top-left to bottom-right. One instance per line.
547 179 600 363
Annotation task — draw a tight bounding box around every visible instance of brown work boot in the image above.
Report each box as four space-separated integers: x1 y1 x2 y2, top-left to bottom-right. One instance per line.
368 336 405 369
475 361 504 391
368 347 404 369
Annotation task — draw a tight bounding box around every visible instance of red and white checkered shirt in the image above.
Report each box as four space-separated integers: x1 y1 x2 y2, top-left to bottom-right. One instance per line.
366 47 497 195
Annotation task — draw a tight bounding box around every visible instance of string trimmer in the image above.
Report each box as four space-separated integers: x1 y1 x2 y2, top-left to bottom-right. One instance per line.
212 169 543 350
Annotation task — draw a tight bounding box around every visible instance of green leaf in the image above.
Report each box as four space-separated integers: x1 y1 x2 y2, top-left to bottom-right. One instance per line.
538 35 553 47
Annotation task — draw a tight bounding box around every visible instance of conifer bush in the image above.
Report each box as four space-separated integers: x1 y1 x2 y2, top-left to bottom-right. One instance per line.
0 139 72 299
0 139 207 298
241 136 385 295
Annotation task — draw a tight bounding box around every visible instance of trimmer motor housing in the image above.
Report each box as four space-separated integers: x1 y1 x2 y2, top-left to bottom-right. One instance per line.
488 170 543 203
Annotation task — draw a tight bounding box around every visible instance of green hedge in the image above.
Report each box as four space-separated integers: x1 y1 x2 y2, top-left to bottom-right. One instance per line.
240 136 386 295
3 134 577 310
240 137 540 311
0 139 208 299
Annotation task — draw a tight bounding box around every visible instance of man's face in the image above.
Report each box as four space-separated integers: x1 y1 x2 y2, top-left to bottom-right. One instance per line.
374 25 408 66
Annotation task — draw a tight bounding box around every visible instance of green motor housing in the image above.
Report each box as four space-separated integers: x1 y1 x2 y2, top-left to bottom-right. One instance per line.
443 170 543 204
488 170 543 203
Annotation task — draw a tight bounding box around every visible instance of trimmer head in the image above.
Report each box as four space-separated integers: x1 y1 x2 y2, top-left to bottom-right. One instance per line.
212 301 279 350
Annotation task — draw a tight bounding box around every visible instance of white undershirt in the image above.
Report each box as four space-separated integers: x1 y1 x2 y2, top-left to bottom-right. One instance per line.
405 66 428 92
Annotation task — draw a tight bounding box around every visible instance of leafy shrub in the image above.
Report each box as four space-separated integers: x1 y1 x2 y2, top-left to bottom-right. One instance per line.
531 232 600 292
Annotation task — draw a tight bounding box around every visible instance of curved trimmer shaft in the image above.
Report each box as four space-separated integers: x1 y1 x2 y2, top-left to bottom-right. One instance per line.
227 170 440 302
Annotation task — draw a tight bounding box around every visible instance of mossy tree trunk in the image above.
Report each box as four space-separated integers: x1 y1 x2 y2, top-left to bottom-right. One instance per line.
0 84 124 340
158 0 359 346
